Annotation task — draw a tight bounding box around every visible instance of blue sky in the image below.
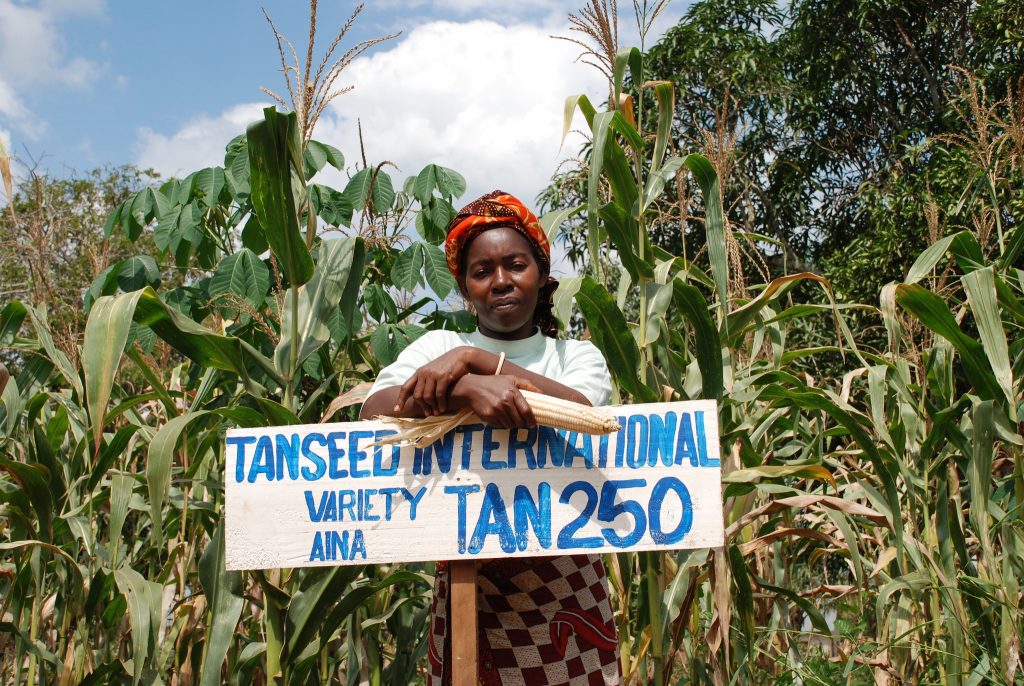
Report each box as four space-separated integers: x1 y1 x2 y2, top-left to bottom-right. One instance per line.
1 0 688 254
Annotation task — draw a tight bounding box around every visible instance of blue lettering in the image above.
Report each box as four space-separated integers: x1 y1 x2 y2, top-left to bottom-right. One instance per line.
275 433 300 481
379 487 401 520
412 446 428 475
469 483 515 554
329 530 347 561
649 477 693 544
457 425 482 470
480 426 504 469
361 488 379 521
327 431 348 478
247 435 275 482
626 415 648 468
350 530 366 559
695 411 718 467
402 487 426 520
648 413 677 467
514 483 551 550
372 431 400 475
301 433 327 480
348 430 373 478
675 413 698 466
227 436 256 483
338 490 356 521
304 490 330 522
508 427 538 469
309 531 325 561
614 418 628 467
598 433 610 468
537 426 565 468
444 484 481 554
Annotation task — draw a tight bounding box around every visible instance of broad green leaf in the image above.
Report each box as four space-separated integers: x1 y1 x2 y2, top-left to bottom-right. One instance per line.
247 107 314 285
896 283 1003 402
683 154 728 326
391 244 425 291
240 213 268 254
84 264 120 312
276 237 364 377
83 290 145 452
310 183 353 227
415 196 456 245
575 277 657 402
370 323 426 366
413 164 466 203
192 167 226 208
421 242 457 299
209 248 270 309
672 280 723 400
282 566 364 661
962 267 1015 416
344 166 396 214
116 255 161 292
198 523 244 686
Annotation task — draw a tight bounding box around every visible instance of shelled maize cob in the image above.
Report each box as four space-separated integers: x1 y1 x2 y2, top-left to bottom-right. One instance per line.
372 391 621 449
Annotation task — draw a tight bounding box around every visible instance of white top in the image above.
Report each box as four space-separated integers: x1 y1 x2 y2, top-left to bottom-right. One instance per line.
366 329 612 407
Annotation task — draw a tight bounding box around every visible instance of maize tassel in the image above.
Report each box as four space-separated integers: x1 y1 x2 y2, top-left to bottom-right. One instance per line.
373 391 621 449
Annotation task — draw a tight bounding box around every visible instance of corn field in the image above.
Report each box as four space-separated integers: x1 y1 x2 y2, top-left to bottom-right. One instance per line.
1 2 1023 685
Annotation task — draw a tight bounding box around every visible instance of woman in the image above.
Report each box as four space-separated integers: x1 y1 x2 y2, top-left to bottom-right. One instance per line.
360 191 621 686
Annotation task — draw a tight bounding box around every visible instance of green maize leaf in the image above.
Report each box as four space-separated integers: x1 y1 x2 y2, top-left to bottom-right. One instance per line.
132 287 283 387
587 111 615 270
726 273 830 344
598 201 653 283
576 277 658 402
83 290 145 453
0 540 83 581
553 276 582 332
641 156 683 215
683 154 728 326
561 94 597 149
0 457 53 539
650 81 675 173
282 565 365 662
613 47 642 107
108 472 133 564
728 545 755 655
276 237 364 376
146 410 215 543
962 267 1016 416
671 279 723 400
114 566 164 686
539 205 583 245
722 464 836 488
896 283 1002 402
608 110 644 154
949 231 986 273
757 575 833 636
905 231 964 284
967 400 996 557
25 305 82 398
317 571 429 657
0 300 27 346
247 107 314 285
999 222 1024 268
198 523 244 686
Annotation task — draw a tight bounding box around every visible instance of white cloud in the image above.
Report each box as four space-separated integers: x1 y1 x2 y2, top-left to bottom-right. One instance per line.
0 0 104 139
314 19 605 211
134 103 270 177
0 76 45 140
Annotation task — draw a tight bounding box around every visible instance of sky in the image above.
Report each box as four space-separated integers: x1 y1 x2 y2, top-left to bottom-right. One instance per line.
0 0 689 274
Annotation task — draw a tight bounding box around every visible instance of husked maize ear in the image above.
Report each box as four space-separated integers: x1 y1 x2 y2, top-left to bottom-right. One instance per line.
518 390 621 434
372 391 621 448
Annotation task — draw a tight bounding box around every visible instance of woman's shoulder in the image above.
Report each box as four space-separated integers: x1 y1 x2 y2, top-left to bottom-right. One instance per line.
552 337 603 356
406 329 471 355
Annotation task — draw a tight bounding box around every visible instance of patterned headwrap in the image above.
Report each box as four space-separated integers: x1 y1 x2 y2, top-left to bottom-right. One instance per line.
445 190 550 277
445 190 560 337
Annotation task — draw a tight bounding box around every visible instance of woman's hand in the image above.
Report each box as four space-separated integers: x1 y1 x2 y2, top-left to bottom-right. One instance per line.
394 346 481 416
449 374 541 429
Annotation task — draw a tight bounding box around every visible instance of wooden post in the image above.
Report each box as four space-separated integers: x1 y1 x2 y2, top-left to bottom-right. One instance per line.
449 560 478 686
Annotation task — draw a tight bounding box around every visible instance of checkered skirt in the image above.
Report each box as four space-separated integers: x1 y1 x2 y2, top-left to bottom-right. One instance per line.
427 554 621 685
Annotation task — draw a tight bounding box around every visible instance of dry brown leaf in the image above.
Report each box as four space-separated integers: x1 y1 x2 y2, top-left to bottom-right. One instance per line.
320 381 374 423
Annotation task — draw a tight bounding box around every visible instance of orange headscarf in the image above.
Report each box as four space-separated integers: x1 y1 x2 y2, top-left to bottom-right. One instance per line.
444 190 550 278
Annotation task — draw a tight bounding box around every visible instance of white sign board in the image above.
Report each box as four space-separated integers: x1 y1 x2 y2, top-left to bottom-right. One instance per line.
224 400 723 570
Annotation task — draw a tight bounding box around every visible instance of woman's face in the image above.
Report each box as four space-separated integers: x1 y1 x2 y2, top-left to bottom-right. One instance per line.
460 227 543 341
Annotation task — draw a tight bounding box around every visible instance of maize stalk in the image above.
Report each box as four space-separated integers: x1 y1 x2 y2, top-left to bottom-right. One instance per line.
372 390 621 448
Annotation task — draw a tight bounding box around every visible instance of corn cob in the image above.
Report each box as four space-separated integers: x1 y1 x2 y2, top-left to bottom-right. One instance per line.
372 391 621 449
